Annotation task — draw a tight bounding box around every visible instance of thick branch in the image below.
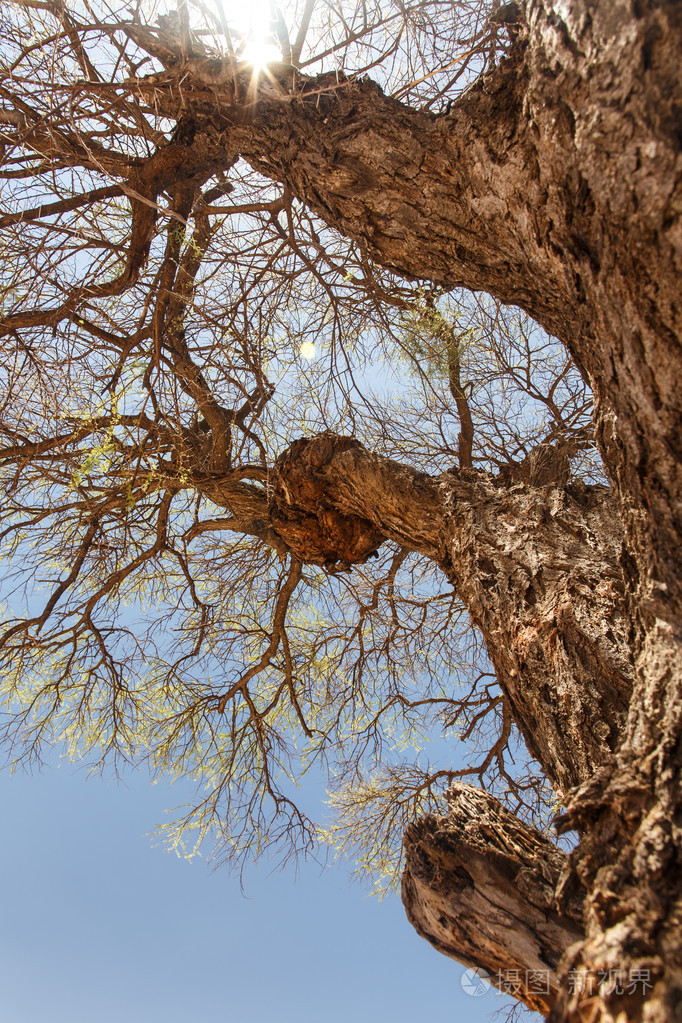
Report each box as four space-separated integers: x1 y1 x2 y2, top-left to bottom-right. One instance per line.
270 433 633 792
190 475 289 555
269 433 443 565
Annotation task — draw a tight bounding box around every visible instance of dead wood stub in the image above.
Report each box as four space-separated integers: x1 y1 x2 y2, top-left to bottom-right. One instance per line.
402 784 585 1016
269 433 385 568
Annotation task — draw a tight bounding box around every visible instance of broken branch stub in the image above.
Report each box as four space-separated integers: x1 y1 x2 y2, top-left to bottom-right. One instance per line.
269 433 385 568
402 784 585 1016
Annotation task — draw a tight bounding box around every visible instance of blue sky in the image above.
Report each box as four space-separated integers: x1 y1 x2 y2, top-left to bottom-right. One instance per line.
0 761 515 1023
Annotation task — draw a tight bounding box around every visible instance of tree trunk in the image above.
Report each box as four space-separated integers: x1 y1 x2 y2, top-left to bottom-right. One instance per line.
27 0 680 1015
252 0 682 999
244 4 682 1015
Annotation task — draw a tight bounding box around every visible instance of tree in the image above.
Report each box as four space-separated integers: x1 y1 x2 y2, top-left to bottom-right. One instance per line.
0 0 680 1019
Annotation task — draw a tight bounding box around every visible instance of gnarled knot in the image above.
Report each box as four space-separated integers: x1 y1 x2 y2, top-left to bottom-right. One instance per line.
269 432 384 569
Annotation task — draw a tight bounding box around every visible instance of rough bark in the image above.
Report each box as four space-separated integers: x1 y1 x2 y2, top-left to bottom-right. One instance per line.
440 469 632 796
402 784 585 1016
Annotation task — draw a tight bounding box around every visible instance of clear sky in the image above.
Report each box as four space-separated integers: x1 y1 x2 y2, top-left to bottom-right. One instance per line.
0 760 519 1023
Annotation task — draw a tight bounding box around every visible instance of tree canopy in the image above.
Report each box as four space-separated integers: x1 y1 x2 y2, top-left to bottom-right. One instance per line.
0 0 577 880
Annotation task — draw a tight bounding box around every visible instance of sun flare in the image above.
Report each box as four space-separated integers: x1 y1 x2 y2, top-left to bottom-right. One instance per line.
243 38 282 70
